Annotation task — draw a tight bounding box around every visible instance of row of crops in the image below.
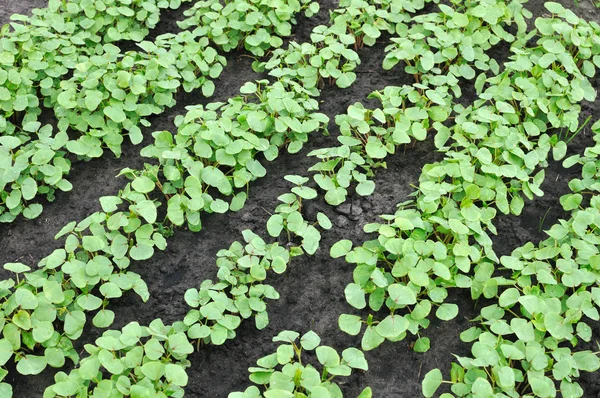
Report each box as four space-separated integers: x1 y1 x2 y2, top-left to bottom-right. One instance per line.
1 0 600 396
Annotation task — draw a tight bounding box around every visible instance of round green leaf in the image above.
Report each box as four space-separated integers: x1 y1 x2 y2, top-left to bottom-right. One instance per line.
388 284 417 306
141 361 165 381
422 368 442 397
344 283 366 309
316 346 340 367
165 363 188 386
300 331 321 351
435 303 459 321
338 314 362 336
16 355 47 375
330 240 352 258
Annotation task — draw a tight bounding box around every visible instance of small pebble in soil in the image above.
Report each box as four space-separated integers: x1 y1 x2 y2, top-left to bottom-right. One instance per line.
241 212 252 222
362 199 372 210
335 215 349 227
350 202 363 219
336 203 352 215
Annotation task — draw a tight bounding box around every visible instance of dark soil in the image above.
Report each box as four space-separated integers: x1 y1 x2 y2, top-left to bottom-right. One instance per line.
2 1 600 397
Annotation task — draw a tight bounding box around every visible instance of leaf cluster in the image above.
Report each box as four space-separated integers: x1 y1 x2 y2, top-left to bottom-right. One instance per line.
230 330 371 398
178 0 319 56
334 0 600 376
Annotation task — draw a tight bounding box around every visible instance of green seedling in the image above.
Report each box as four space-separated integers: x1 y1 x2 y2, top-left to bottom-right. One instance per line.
230 330 371 398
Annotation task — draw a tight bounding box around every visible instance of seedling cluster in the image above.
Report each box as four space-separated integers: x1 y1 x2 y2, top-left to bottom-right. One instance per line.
1 0 600 397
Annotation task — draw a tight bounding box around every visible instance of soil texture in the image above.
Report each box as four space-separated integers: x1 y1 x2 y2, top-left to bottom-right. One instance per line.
1 1 600 397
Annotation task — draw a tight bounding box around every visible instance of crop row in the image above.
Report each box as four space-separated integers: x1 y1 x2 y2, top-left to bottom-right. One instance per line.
0 0 318 222
333 2 600 397
0 0 428 395
3 0 497 395
210 2 600 396
30 0 530 395
4 0 600 397
425 128 600 397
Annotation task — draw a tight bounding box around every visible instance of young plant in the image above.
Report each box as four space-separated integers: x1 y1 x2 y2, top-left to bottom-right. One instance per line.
43 320 193 398
426 125 600 398
335 0 600 362
178 0 320 56
0 42 336 379
383 0 531 89
230 330 371 398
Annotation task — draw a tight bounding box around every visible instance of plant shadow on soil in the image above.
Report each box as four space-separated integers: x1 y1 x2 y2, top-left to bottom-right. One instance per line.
1 0 600 396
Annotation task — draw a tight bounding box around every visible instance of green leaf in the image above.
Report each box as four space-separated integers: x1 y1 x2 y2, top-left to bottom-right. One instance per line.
560 194 582 211
211 324 229 345
499 288 520 308
0 384 11 398
422 368 442 397
99 196 122 213
342 347 368 371
376 315 408 339
201 302 224 320
144 339 165 361
85 91 104 111
0 339 14 366
414 337 431 352
344 283 366 309
324 187 347 205
300 331 321 351
130 244 154 261
98 349 124 375
316 346 340 367
361 325 384 351
44 348 65 369
82 236 105 252
4 263 31 274
317 212 332 229
330 240 352 258
141 361 165 381
421 51 434 71
435 303 459 321
267 215 284 237
131 176 155 194
240 82 257 94
553 141 567 161
459 64 476 80
104 106 127 123
388 284 417 306
77 294 103 311
545 2 564 13
78 357 101 380
21 178 37 200
336 72 356 88
165 363 188 386
16 355 47 375
356 180 375 196
64 311 86 338
338 314 362 336
365 139 387 159
202 80 215 97
93 310 115 328
132 200 157 224
51 376 78 396
230 192 247 212
15 288 38 310
273 331 300 343
12 310 31 330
